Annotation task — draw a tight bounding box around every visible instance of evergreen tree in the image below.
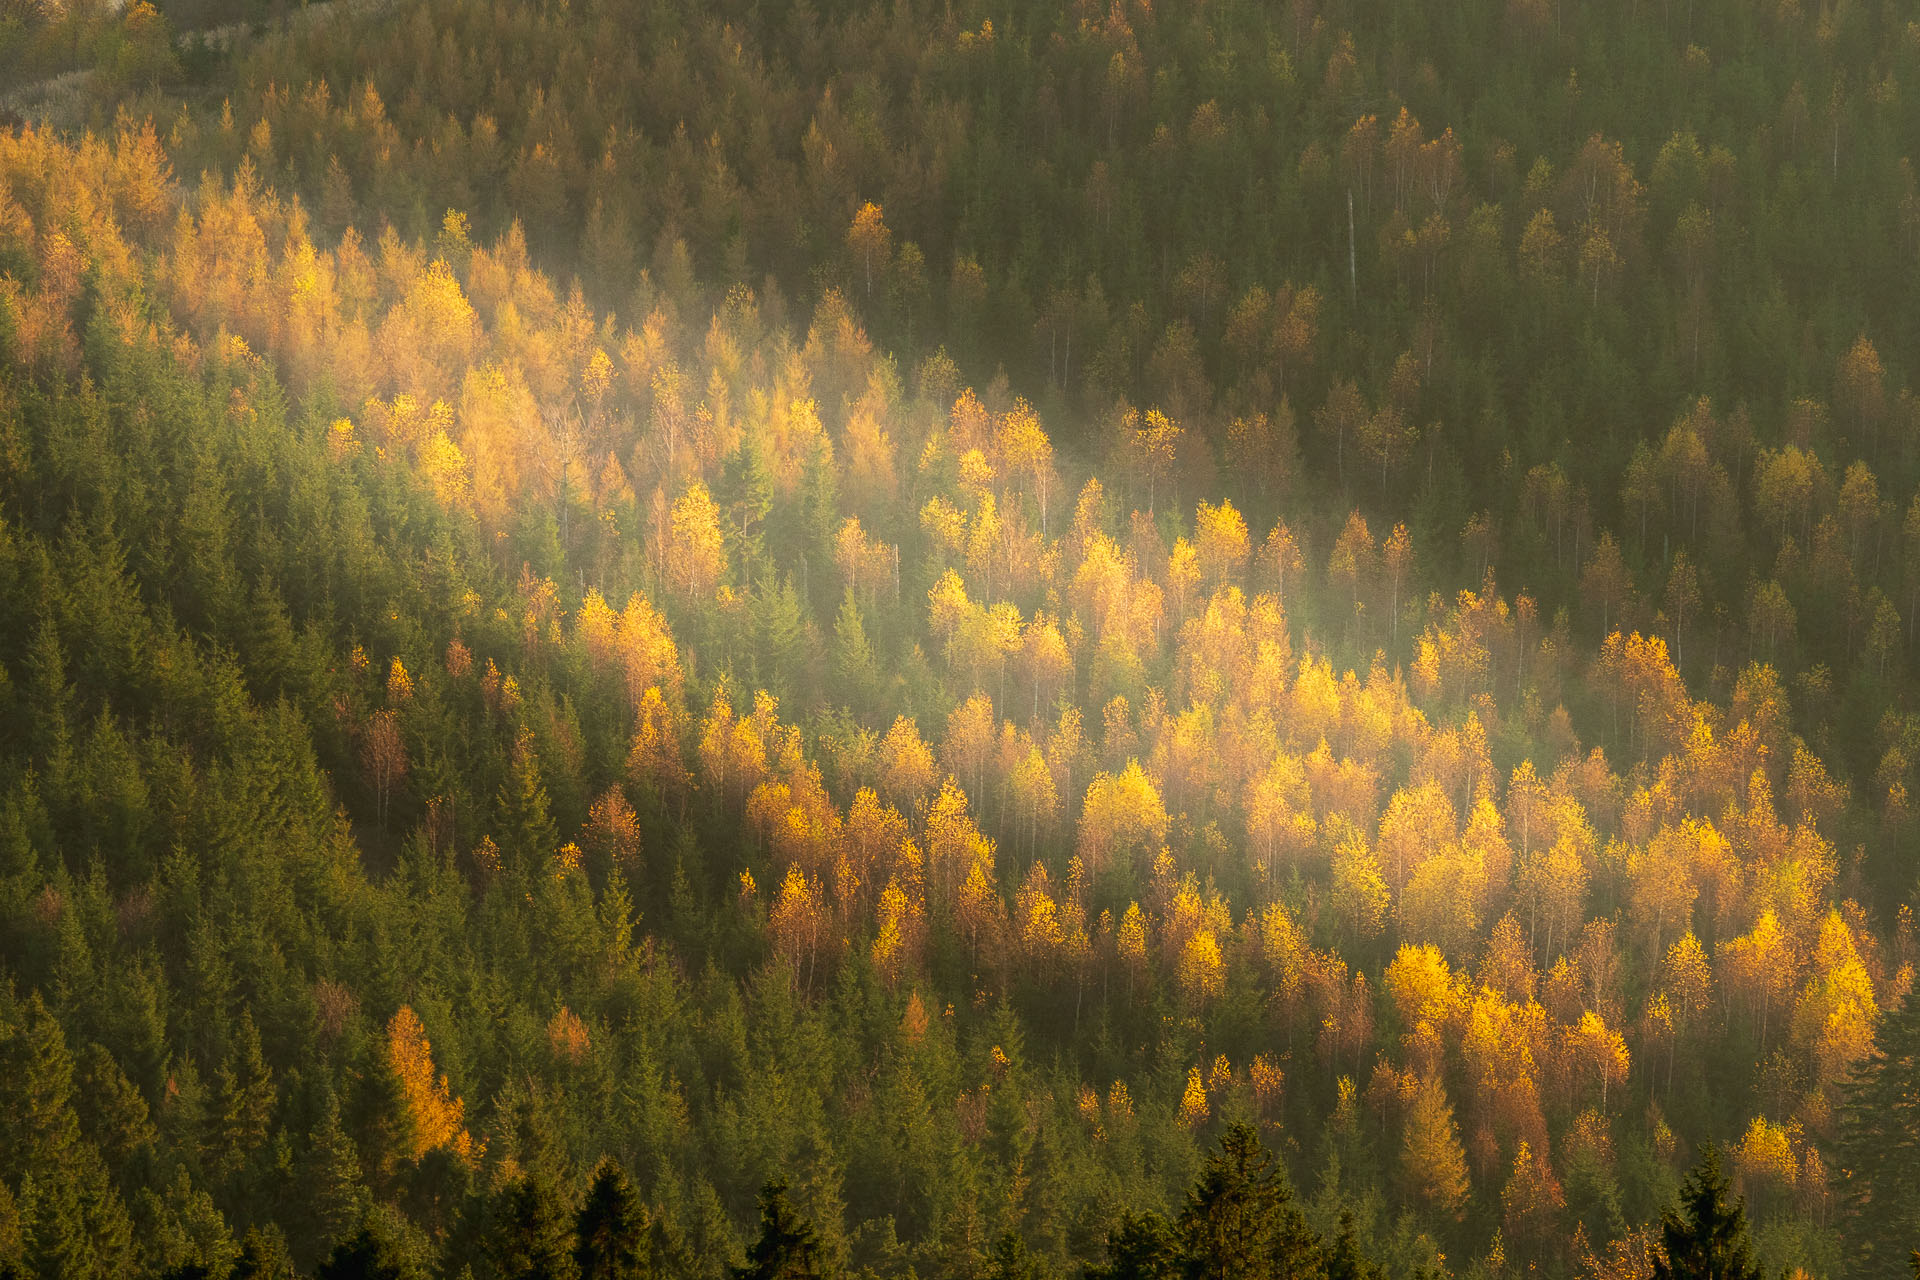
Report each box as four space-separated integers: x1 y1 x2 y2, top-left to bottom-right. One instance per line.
23 612 73 768
489 1176 579 1280
1086 1213 1180 1280
982 1230 1049 1280
316 1229 407 1280
1176 1124 1326 1280
731 1182 830 1280
0 1180 22 1276
831 590 877 713
574 1158 649 1280
231 1226 296 1280
1 993 129 1280
1835 989 1920 1276
74 1042 157 1166
1322 1212 1383 1280
315 1209 427 1280
302 1091 371 1266
496 730 559 877
211 1015 275 1181
719 437 776 576
752 573 807 706
1650 1148 1761 1280
2 994 80 1177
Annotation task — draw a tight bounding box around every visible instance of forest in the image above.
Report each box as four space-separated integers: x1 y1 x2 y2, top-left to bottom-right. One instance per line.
3 0 1920 1273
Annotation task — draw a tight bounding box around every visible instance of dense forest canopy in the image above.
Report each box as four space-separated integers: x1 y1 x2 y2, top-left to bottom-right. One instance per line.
4 0 1920 1274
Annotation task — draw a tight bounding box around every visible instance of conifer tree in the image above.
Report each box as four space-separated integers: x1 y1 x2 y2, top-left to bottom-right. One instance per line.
982 1230 1049 1280
832 590 877 712
490 1176 579 1280
1400 1076 1470 1218
719 438 776 576
753 573 807 705
1835 989 1920 1275
0 1181 23 1277
574 1159 650 1280
1086 1212 1179 1280
302 1091 371 1265
211 1015 274 1180
1176 1124 1325 1280
1322 1212 1383 1280
314 1209 425 1280
496 730 559 876
1650 1148 1761 1280
731 1182 830 1280
231 1226 296 1280
74 1042 156 1165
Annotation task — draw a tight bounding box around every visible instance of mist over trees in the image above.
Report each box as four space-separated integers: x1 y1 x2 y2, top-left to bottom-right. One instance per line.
2 0 1920 1274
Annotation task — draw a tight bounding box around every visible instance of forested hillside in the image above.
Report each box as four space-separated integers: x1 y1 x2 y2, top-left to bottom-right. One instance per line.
3 0 1920 1274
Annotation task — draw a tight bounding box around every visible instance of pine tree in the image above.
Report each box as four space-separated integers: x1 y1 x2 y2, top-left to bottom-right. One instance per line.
575 1158 650 1280
731 1182 830 1280
1650 1147 1761 1280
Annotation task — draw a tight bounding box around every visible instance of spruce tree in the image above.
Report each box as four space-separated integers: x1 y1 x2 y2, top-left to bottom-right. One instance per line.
575 1158 650 1280
315 1209 427 1280
211 1015 274 1181
3 994 123 1280
1650 1147 1761 1280
231 1226 296 1280
982 1230 1049 1280
1086 1212 1179 1280
831 590 877 712
496 730 559 878
1835 989 1920 1277
719 436 775 576
731 1182 830 1280
752 572 807 706
75 1041 157 1166
1176 1124 1326 1280
302 1091 371 1266
489 1176 579 1280
1322 1211 1383 1280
